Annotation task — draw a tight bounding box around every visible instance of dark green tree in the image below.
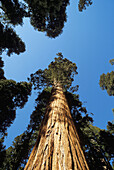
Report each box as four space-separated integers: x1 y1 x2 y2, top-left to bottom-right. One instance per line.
99 71 114 96
0 0 26 56
0 23 26 56
0 134 6 169
0 0 93 50
23 0 70 38
24 0 92 38
109 59 114 66
0 0 27 56
99 59 114 96
0 56 32 169
78 0 92 12
0 0 27 25
0 57 32 134
80 124 114 169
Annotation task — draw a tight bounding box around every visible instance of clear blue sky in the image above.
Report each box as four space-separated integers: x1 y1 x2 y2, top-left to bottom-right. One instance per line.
3 0 114 148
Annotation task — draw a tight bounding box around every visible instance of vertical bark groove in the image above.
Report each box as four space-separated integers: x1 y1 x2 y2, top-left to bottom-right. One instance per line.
24 86 89 170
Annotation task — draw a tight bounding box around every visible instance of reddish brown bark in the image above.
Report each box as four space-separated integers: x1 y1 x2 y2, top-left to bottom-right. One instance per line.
24 86 89 170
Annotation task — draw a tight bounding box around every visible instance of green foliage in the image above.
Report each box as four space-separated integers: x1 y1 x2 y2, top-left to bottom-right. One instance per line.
24 0 92 37
0 57 32 134
80 125 114 169
109 59 114 65
99 71 114 96
78 0 92 12
0 0 93 54
0 0 27 25
0 0 26 56
0 57 32 169
29 53 78 91
0 79 32 134
24 0 69 38
0 135 6 168
0 130 39 170
0 57 5 80
0 23 25 56
107 121 114 135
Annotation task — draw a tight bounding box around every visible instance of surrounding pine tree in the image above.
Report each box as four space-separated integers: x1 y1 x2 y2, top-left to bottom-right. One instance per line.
99 60 114 119
99 59 114 96
0 56 32 169
78 0 92 11
0 57 32 134
109 59 114 66
0 0 93 54
99 71 114 96
23 0 92 38
0 0 27 56
23 0 70 38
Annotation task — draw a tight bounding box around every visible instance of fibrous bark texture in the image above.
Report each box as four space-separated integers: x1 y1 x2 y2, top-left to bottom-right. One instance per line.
24 86 89 170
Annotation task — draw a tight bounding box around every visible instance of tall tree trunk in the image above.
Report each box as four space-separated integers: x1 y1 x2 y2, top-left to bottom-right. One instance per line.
24 85 89 170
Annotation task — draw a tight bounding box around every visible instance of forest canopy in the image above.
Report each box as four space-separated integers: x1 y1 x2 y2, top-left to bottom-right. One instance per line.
0 0 93 57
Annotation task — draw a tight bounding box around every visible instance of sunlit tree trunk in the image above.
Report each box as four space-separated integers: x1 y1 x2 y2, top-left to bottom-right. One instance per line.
24 85 89 170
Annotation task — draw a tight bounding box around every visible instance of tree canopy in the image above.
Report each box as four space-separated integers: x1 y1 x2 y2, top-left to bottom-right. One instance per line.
99 71 114 96
0 0 27 56
29 53 78 91
24 0 70 38
109 59 114 66
24 0 92 38
0 0 93 56
78 0 92 12
0 23 26 56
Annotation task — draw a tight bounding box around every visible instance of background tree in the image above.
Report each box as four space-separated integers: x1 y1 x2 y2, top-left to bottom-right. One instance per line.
99 59 114 96
78 0 92 12
23 0 70 38
99 59 114 169
0 0 93 54
0 0 27 56
23 0 92 38
109 59 114 66
99 71 114 96
99 60 114 117
0 56 32 169
0 57 32 134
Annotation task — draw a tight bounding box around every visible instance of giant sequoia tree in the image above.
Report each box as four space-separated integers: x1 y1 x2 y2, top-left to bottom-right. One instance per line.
24 53 89 169
1 55 113 169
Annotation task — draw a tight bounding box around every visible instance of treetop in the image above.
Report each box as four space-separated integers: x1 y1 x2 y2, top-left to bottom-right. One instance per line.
29 53 78 91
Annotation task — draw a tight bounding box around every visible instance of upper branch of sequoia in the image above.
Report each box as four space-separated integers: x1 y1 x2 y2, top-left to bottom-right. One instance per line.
28 53 78 92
